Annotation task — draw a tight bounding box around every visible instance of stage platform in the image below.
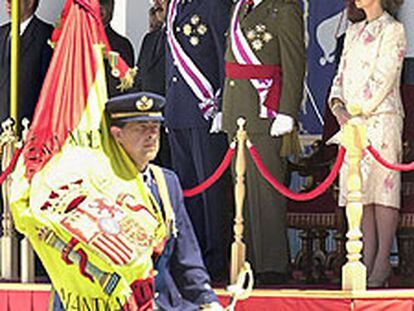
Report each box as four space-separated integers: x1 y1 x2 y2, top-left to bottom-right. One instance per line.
1 283 414 310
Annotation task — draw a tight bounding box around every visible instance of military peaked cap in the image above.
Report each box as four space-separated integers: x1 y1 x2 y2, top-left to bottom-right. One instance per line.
106 92 165 123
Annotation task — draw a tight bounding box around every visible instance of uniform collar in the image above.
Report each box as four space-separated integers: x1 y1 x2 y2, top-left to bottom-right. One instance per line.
252 0 263 8
20 14 34 36
141 166 153 187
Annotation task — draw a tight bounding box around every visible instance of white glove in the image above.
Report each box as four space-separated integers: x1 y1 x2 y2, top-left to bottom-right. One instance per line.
270 114 294 137
210 112 223 134
200 301 223 310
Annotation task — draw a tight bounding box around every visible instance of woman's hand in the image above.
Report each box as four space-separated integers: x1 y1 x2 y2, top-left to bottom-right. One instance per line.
331 99 351 127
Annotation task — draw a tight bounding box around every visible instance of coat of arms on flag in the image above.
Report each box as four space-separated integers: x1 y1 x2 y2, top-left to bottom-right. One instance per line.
60 195 158 265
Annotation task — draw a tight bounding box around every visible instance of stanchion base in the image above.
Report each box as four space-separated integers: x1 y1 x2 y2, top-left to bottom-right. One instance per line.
1 237 19 279
20 238 35 283
342 261 366 291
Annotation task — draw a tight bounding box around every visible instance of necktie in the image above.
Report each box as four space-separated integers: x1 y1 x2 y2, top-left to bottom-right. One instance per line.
143 170 156 198
143 170 166 221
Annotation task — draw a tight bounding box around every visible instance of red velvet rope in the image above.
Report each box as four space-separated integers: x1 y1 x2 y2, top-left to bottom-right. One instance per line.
367 145 414 172
0 147 22 185
183 145 235 197
248 144 346 201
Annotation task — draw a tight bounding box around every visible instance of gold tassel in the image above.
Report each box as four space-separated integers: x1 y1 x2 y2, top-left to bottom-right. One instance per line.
107 50 138 92
47 39 57 49
116 67 138 92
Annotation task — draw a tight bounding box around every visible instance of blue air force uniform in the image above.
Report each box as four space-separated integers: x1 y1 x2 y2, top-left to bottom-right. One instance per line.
53 92 219 310
149 168 218 310
115 92 219 309
165 0 233 277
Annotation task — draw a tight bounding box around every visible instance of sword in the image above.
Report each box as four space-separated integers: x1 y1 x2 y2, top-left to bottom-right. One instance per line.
39 227 121 295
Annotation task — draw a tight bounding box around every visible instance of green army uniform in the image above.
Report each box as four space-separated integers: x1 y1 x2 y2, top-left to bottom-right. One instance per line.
222 0 305 278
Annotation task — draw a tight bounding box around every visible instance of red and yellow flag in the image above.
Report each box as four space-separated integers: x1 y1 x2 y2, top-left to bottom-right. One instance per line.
10 1 164 310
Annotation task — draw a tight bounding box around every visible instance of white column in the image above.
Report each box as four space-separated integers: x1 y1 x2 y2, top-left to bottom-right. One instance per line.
112 0 127 35
111 0 151 62
37 0 65 24
125 0 152 62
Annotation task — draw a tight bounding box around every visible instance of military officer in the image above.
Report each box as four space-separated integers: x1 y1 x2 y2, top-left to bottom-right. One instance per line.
222 0 306 284
165 0 233 278
100 0 135 97
53 92 222 310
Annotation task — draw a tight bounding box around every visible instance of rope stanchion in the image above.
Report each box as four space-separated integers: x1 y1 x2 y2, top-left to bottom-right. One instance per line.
248 142 346 201
183 143 236 197
0 147 22 185
367 145 414 172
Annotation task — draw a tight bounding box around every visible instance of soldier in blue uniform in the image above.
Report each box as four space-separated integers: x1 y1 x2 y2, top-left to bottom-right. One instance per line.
52 92 222 310
165 0 233 279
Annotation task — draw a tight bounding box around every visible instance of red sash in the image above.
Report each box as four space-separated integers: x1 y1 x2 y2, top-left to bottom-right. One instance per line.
226 62 282 112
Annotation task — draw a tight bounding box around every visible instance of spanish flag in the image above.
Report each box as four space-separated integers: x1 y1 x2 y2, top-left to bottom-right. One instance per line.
9 0 164 310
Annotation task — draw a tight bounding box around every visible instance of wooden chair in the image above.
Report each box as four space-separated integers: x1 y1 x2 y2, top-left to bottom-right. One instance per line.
287 140 346 284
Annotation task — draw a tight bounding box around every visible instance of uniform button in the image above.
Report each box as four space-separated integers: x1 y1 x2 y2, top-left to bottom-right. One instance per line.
172 76 178 83
155 292 159 298
176 26 181 32
229 80 235 87
173 61 178 66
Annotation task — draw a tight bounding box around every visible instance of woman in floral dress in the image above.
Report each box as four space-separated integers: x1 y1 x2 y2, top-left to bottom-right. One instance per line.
329 0 406 287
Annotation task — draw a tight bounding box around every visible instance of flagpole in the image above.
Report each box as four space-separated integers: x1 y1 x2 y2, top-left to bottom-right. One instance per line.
10 1 35 283
0 0 20 281
10 0 20 124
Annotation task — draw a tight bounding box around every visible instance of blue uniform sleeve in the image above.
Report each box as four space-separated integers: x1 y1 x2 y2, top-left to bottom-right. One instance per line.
167 172 218 305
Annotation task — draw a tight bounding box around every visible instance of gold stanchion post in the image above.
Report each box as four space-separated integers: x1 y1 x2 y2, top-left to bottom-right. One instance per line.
0 0 21 281
19 119 34 283
10 0 20 124
0 120 19 280
230 118 247 284
341 104 367 291
226 118 254 310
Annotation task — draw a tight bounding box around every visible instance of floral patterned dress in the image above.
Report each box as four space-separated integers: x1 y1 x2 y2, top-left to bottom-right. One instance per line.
329 12 407 209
